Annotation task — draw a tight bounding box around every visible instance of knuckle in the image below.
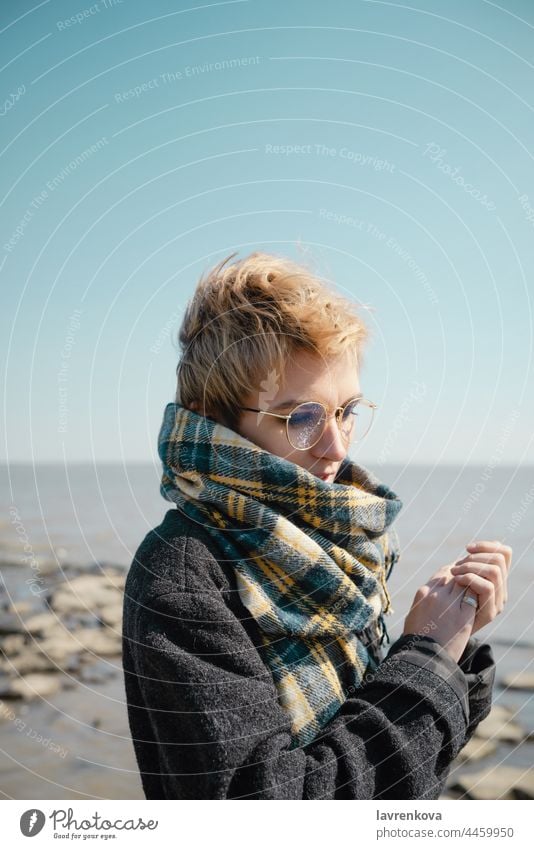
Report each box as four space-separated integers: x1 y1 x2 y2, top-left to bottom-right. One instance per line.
486 552 501 567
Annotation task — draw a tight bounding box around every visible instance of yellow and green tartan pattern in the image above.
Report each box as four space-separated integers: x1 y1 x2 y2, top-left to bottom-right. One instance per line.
158 402 403 749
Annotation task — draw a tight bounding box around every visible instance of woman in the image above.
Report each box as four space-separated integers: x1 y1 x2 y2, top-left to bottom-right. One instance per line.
122 251 510 800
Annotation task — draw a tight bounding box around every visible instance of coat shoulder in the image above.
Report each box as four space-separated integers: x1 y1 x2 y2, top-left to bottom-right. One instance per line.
124 508 231 609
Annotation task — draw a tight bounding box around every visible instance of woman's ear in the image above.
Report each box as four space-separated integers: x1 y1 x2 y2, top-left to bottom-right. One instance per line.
188 400 228 427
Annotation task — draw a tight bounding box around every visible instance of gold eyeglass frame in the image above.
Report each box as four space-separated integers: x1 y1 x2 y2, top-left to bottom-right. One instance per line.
238 396 378 451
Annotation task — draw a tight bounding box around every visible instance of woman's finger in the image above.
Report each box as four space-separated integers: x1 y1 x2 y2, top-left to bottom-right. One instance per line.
452 571 498 631
453 551 507 604
454 551 506 581
451 564 503 611
466 540 513 572
450 558 505 609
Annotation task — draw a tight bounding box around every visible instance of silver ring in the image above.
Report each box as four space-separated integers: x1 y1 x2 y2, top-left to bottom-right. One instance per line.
461 590 478 609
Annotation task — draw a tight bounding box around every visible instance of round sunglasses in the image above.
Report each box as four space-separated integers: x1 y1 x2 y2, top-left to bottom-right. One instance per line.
238 396 377 451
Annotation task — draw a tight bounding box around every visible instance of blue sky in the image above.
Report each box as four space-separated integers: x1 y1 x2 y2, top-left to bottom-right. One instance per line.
1 0 533 465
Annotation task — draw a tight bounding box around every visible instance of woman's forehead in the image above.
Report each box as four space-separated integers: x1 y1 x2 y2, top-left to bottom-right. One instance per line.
282 350 359 386
272 352 360 407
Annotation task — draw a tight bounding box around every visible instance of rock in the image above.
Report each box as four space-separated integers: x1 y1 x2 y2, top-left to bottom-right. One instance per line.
98 604 123 627
49 574 122 615
27 622 121 665
0 699 15 722
0 672 62 700
23 612 63 635
500 672 534 691
9 600 33 615
0 634 28 656
450 766 534 800
456 736 497 763
515 781 534 799
36 633 83 665
102 570 126 589
1 652 56 675
72 628 121 657
0 612 27 635
1 648 80 676
36 559 62 576
474 703 525 743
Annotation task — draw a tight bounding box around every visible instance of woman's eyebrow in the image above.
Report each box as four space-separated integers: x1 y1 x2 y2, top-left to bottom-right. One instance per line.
272 392 363 411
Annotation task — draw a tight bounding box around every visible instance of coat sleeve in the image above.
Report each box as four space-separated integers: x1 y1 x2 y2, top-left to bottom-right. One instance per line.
456 636 496 743
127 580 475 800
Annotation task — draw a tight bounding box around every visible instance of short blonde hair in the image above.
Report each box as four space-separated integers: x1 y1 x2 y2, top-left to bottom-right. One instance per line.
176 251 370 431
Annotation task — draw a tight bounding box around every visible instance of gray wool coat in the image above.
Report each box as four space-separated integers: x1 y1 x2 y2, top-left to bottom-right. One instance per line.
122 507 496 800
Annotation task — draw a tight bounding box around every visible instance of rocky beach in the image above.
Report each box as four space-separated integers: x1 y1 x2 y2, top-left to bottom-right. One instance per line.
1 555 533 800
0 558 143 799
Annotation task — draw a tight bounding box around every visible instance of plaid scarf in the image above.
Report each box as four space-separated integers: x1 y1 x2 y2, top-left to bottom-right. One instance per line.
157 402 403 749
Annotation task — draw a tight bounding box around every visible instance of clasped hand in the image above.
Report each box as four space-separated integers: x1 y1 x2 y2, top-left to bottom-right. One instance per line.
402 540 512 663
450 539 511 632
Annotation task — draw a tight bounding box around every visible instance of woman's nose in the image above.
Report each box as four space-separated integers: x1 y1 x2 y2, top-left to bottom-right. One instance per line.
312 415 347 461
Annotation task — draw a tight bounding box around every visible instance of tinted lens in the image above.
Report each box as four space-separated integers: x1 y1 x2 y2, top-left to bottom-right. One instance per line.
287 402 326 448
341 399 373 442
